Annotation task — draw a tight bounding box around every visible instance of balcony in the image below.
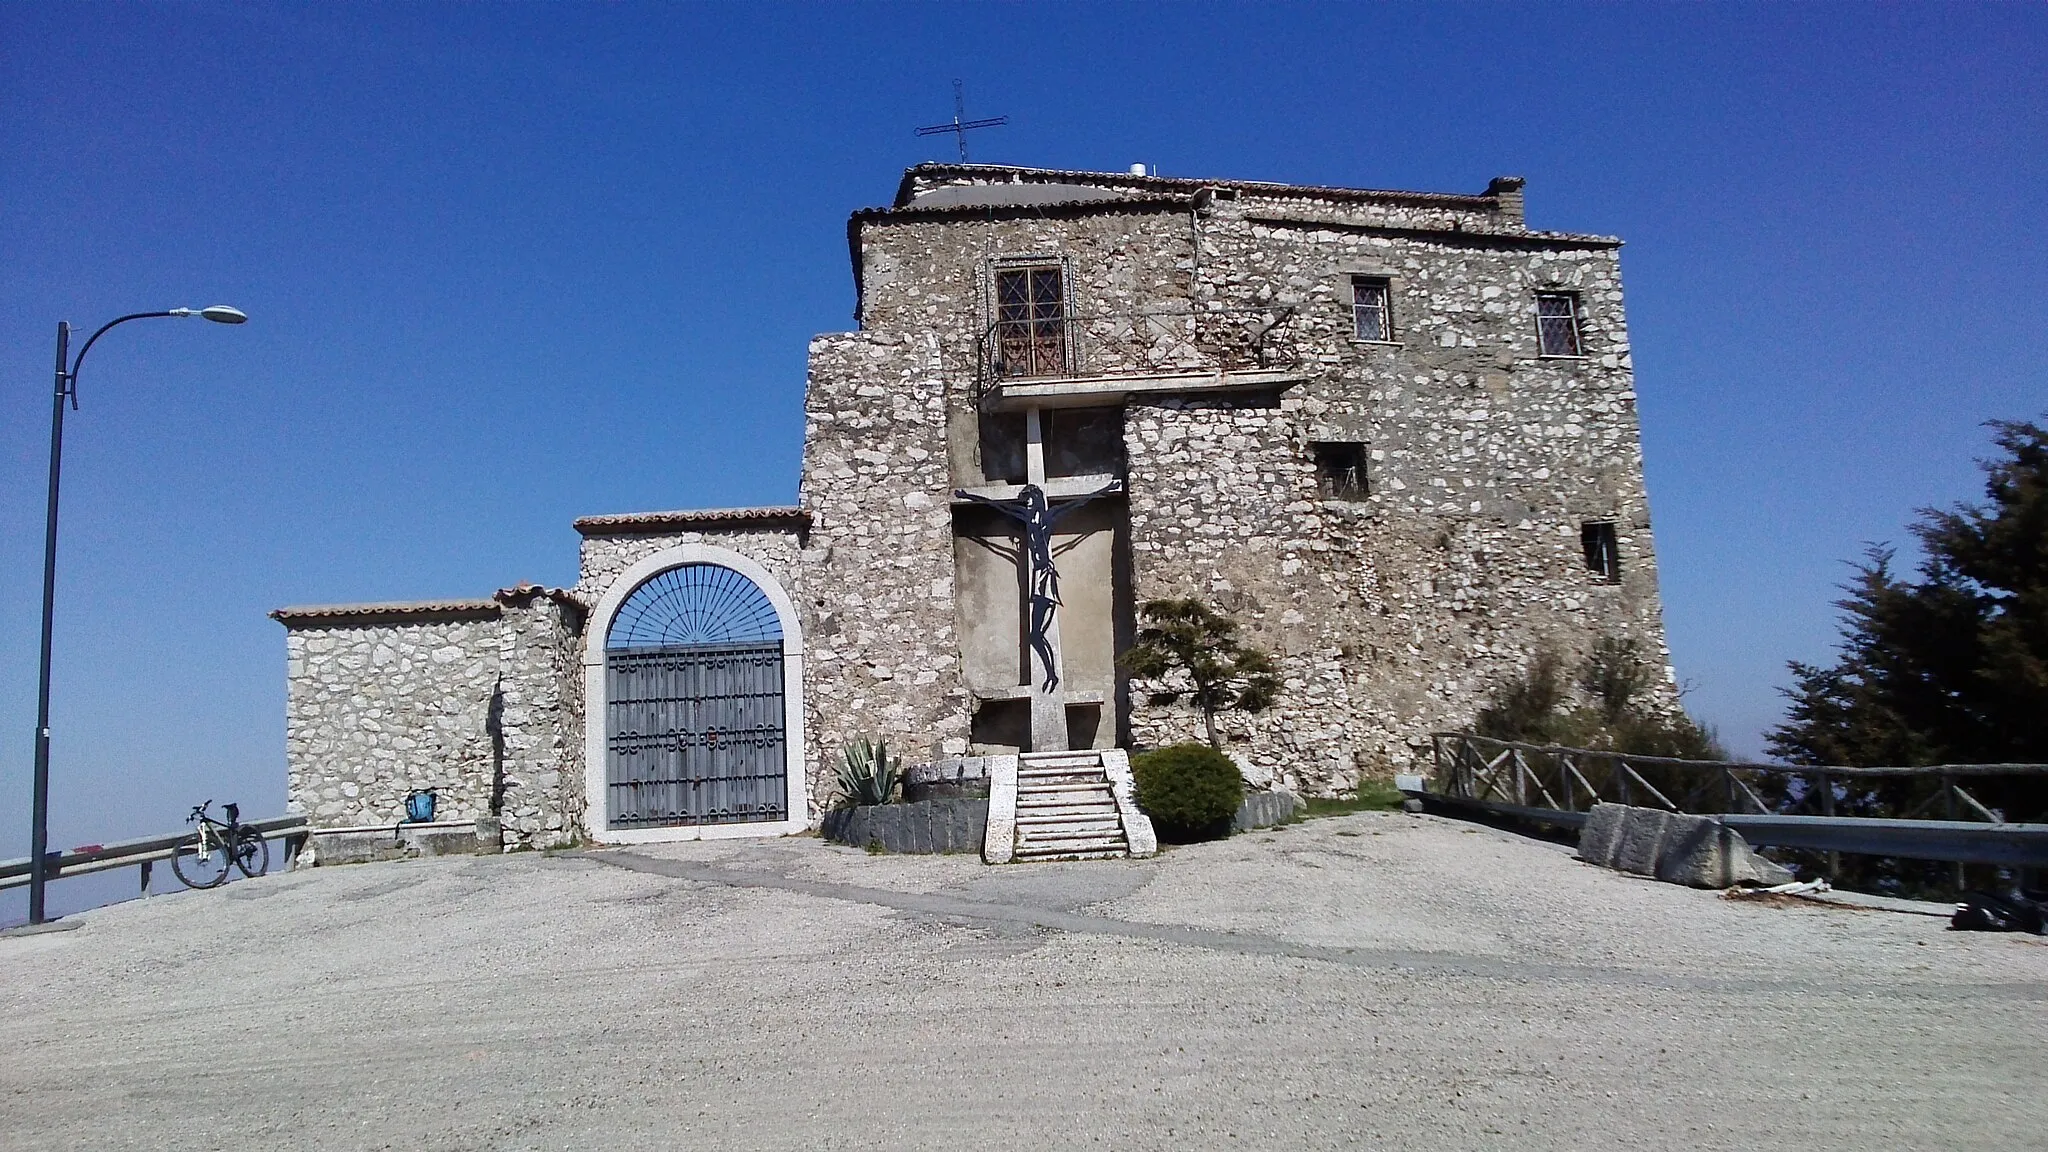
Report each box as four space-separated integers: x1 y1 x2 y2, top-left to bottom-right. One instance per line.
974 306 1305 410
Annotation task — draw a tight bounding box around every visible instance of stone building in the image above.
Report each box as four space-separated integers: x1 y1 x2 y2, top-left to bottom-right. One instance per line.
275 162 1675 851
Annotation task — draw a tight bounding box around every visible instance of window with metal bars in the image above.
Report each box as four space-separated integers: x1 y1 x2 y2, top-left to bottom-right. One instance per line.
1581 521 1620 581
994 266 1067 377
1351 277 1393 342
1312 441 1369 501
1537 292 1584 357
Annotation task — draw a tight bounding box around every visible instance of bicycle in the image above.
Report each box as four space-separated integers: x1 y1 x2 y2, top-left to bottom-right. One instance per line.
171 800 269 890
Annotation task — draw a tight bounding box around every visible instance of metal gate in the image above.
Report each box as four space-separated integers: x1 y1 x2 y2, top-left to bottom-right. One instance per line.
604 564 787 828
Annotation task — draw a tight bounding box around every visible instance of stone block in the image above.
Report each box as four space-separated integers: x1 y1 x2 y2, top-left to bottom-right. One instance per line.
841 807 872 850
1578 803 1795 889
954 800 988 855
1656 816 1795 889
1232 790 1304 833
308 829 411 866
1577 802 1626 868
983 755 1019 864
867 806 903 851
1612 807 1674 876
902 801 933 854
402 825 480 857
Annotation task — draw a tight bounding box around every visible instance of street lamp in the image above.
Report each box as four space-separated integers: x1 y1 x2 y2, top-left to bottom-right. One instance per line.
26 306 248 925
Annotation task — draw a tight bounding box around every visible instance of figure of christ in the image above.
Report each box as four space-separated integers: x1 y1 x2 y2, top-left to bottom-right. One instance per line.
951 479 1124 691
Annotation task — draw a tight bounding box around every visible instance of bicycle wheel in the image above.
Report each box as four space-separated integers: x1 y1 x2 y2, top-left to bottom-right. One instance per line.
233 829 270 878
171 836 232 889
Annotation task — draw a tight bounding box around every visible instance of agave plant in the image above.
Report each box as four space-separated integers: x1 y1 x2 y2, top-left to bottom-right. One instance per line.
836 736 901 808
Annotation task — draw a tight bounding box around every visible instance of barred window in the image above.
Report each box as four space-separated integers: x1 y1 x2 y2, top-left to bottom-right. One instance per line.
1351 277 1393 342
1581 521 1619 581
994 266 1067 377
1312 441 1369 501
1537 292 1584 357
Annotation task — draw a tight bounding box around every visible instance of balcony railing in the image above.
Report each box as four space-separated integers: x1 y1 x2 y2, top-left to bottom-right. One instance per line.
975 306 1299 404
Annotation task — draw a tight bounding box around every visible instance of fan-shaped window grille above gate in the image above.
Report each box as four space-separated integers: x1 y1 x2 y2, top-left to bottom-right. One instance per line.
606 563 783 650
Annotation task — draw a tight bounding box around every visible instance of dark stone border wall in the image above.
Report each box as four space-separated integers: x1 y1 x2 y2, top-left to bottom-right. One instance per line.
820 798 989 854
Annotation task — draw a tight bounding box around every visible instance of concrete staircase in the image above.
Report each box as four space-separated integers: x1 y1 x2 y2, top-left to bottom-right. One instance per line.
984 749 1158 864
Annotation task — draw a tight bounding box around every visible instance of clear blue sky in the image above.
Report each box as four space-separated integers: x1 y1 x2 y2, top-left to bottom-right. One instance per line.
3 3 2043 906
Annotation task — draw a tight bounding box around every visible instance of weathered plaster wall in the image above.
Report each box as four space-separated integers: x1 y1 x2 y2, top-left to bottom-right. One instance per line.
279 590 585 847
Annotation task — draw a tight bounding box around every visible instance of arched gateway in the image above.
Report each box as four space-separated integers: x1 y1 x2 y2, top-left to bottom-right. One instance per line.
582 546 806 842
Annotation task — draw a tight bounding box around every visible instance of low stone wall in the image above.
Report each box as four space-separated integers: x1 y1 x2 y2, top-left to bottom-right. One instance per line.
304 817 505 867
1232 790 1305 833
903 756 995 801
273 586 585 850
820 798 988 854
1578 802 1793 888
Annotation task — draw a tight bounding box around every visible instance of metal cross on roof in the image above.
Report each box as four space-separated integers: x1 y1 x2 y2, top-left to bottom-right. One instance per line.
916 79 1007 163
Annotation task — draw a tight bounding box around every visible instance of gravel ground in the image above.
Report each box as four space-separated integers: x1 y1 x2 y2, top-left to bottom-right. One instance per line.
2 811 2041 1151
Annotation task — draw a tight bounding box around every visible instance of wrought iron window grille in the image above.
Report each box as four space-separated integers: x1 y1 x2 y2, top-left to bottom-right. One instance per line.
1350 276 1393 342
1537 291 1585 357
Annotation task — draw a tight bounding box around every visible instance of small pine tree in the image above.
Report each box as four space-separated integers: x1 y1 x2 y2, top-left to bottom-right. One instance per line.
1119 598 1282 751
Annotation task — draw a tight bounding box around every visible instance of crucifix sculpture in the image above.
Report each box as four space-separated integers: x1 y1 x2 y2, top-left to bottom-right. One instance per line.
952 478 1123 693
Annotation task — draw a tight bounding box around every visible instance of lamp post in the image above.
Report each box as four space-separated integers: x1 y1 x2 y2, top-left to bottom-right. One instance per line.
26 305 247 925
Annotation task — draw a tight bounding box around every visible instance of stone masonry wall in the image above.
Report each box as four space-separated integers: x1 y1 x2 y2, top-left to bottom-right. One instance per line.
811 170 1678 797
279 591 584 848
575 526 808 606
797 331 963 808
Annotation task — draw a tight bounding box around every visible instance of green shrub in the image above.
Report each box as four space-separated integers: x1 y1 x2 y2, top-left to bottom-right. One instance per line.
836 737 901 807
1131 742 1245 841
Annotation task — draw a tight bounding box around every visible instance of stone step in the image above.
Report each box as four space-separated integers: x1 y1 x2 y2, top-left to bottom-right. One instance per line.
1019 751 1105 764
1015 824 1130 844
1011 795 1114 811
1017 816 1124 833
1018 768 1106 781
1015 778 1114 799
1016 844 1127 859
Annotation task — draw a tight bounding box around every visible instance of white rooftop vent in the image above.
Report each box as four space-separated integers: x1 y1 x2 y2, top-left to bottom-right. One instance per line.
1129 163 1147 177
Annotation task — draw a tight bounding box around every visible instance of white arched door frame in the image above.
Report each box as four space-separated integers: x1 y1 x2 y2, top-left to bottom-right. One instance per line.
582 544 807 843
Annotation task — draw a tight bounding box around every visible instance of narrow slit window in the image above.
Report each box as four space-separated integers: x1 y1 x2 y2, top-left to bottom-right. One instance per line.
1537 292 1584 357
1312 442 1369 501
1351 277 1393 342
1581 522 1620 581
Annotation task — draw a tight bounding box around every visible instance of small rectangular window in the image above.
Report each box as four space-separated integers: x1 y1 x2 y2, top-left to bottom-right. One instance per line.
994 265 1067 377
1351 277 1393 342
1581 521 1619 581
1537 292 1584 357
1312 442 1369 501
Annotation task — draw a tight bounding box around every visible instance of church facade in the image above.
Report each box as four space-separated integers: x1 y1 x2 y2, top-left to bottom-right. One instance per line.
275 163 1675 849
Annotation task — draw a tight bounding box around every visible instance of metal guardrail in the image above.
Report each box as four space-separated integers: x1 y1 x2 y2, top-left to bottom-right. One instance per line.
0 815 309 895
1425 733 2048 869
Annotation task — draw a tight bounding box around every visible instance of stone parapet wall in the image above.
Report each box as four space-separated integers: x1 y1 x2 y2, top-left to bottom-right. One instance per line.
277 590 584 848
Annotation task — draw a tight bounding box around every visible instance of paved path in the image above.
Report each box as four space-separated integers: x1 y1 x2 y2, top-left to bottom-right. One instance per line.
3 811 2042 1150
